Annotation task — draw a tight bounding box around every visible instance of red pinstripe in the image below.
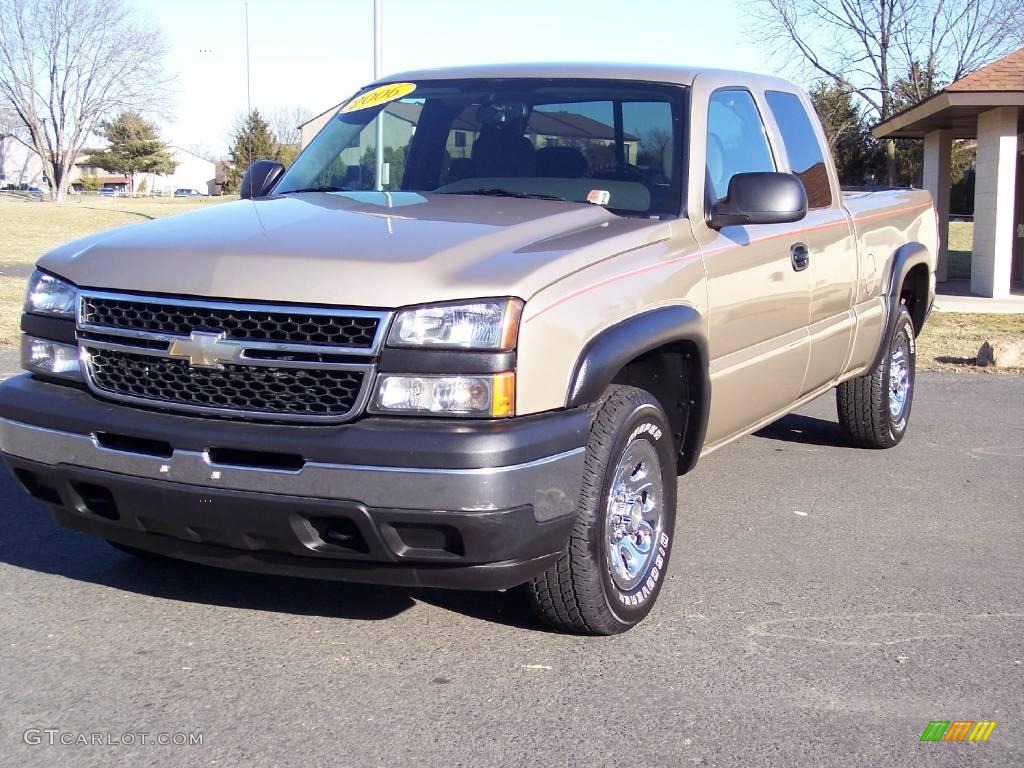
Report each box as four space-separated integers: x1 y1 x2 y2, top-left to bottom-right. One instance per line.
525 201 932 322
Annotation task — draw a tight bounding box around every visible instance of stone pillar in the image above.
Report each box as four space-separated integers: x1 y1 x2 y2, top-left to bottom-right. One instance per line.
923 129 952 281
971 106 1019 298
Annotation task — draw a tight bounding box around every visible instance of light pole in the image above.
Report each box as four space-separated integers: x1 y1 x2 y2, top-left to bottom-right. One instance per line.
373 0 384 191
245 2 253 169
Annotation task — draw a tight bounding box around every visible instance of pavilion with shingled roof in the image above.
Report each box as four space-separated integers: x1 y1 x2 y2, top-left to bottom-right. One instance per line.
874 48 1024 298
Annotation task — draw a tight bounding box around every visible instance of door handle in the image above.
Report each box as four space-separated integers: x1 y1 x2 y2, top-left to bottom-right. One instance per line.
791 242 810 271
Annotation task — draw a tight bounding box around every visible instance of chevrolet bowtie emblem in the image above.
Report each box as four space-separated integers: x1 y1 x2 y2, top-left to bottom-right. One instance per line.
167 331 242 368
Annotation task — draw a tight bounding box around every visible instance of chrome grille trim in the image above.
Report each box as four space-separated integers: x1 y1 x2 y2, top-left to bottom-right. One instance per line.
77 290 392 357
75 291 390 423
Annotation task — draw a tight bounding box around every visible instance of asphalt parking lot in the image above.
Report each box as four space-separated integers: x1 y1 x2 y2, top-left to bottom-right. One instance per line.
1 371 1021 768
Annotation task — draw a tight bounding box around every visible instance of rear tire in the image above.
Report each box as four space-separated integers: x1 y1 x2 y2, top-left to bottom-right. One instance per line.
836 306 916 448
527 385 677 635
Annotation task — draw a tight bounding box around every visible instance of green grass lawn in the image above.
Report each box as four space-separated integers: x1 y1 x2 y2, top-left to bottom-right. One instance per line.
918 312 1024 373
946 220 972 280
0 195 234 344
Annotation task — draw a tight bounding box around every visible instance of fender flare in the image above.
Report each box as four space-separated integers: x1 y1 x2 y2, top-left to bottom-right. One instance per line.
566 305 710 474
870 241 932 370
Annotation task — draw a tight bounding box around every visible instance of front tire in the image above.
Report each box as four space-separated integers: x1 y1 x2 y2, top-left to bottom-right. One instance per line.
836 306 916 448
527 386 677 635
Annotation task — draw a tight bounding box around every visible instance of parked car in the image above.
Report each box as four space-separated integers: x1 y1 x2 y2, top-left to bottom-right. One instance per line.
173 188 205 197
0 64 936 635
1 183 44 197
98 186 117 197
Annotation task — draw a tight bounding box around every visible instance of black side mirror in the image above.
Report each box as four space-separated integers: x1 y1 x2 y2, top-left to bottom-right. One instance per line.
240 160 285 199
709 172 807 229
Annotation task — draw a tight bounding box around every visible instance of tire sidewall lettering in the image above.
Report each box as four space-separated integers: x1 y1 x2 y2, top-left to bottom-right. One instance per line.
628 422 664 443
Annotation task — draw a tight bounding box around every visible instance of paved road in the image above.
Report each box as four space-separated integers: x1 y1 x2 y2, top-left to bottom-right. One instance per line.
0 372 1021 768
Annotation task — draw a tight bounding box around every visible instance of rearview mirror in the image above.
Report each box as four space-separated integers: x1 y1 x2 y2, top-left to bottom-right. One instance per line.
709 172 807 229
240 160 285 200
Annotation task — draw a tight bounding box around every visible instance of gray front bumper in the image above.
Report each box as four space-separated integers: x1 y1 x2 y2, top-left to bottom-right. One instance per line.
0 418 584 521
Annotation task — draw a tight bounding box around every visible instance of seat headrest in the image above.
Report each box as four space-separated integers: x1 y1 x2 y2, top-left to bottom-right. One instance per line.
535 146 587 178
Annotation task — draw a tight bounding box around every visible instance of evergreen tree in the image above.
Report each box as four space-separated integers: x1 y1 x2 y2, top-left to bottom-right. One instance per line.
224 110 277 192
86 111 177 197
809 83 871 185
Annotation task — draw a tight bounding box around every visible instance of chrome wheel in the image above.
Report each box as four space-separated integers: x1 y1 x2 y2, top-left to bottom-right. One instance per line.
605 439 664 592
889 335 911 419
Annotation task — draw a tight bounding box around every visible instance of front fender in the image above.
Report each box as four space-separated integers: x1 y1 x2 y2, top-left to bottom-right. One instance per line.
566 305 710 474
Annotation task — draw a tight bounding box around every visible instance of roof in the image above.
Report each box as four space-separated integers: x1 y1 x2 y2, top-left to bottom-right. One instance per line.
166 145 217 165
947 48 1024 92
874 47 1024 139
301 62 797 128
377 61 706 86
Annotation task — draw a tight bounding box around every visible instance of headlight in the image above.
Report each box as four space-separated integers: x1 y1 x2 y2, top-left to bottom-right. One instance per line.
25 269 78 318
21 335 84 381
387 298 522 350
371 372 515 417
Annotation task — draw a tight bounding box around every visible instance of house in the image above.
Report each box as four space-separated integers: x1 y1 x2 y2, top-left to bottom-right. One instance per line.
71 146 217 195
0 133 46 188
139 146 217 195
874 47 1024 298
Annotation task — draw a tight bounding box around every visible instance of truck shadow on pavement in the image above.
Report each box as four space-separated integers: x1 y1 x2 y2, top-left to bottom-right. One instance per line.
752 413 849 448
0 475 544 631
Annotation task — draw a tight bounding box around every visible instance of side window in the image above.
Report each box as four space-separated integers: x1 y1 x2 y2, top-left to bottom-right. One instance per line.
706 89 775 201
765 90 833 209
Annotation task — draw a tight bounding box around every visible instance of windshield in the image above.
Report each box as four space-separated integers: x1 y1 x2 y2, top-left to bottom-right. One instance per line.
277 79 686 218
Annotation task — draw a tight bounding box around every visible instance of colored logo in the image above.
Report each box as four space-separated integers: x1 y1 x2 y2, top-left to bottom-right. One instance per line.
920 721 997 742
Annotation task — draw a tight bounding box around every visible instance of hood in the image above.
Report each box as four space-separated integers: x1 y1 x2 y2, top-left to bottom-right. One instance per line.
38 192 671 308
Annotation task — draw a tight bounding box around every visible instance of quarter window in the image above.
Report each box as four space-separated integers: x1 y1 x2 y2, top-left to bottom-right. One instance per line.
706 89 775 201
765 90 833 208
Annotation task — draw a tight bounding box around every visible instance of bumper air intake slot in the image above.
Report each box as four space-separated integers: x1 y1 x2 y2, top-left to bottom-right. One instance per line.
385 522 466 558
307 516 370 554
93 431 173 458
205 447 306 472
69 481 120 520
13 469 64 505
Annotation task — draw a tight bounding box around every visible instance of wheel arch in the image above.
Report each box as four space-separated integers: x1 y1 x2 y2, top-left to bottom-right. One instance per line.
566 306 710 475
870 242 934 370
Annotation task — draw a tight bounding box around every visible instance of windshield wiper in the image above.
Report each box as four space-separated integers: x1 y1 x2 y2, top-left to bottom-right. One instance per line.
281 186 353 194
440 187 567 202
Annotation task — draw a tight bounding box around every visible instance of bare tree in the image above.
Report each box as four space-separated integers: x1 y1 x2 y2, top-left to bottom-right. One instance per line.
267 105 313 147
0 105 23 137
0 0 170 200
184 143 219 162
746 0 1024 183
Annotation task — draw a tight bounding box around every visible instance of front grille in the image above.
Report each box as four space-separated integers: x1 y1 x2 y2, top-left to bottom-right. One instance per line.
81 296 380 348
86 347 366 418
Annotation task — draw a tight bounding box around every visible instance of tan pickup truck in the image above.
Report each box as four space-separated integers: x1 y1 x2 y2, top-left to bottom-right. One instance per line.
0 64 936 634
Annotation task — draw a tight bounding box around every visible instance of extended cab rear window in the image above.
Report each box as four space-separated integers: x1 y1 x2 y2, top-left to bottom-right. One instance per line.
277 79 687 219
764 90 833 209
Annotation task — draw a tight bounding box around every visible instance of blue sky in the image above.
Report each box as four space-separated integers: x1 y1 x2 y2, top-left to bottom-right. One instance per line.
138 0 774 155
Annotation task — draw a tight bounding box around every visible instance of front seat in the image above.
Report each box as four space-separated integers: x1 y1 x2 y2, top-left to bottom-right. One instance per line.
535 146 587 177
471 125 536 177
